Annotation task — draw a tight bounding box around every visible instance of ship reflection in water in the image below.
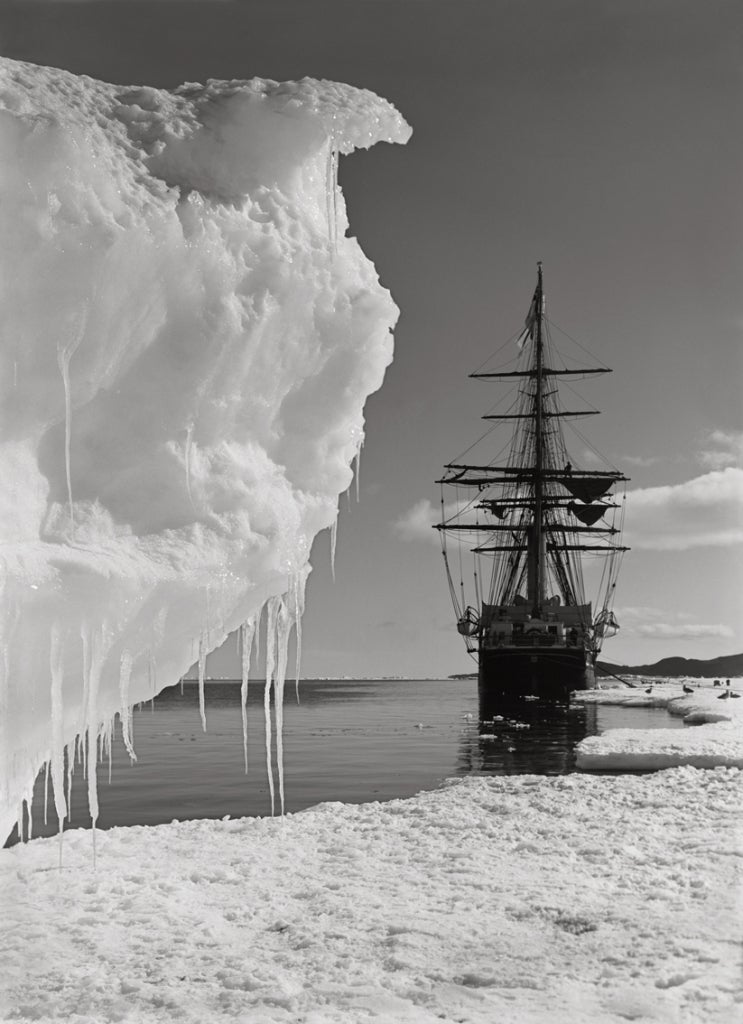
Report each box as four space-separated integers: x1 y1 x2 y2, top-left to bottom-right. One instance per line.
459 695 600 776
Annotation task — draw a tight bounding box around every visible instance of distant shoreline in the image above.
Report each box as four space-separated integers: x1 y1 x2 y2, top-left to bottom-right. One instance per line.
179 675 456 683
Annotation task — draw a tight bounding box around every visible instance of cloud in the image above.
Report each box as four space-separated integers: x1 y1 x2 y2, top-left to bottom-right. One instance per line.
614 606 735 641
578 448 606 468
394 499 439 543
698 429 743 470
613 605 665 622
636 623 734 639
623 455 662 468
624 467 743 550
394 496 487 544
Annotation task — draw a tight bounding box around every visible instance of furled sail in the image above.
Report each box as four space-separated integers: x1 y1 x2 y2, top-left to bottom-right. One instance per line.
560 475 615 503
568 501 608 526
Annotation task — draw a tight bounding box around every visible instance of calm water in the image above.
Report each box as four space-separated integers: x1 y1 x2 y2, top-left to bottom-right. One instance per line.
12 678 685 843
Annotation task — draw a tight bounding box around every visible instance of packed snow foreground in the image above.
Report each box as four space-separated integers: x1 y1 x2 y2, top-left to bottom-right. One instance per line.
0 58 411 843
2 768 740 1023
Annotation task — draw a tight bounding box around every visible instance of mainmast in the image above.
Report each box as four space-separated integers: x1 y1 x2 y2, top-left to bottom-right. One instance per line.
435 263 629 626
529 262 545 616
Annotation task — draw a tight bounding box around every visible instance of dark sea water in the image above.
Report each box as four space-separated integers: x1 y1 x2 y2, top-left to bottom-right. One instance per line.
11 678 684 844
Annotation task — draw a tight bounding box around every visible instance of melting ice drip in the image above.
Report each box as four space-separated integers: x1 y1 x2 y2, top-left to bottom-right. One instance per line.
0 59 410 846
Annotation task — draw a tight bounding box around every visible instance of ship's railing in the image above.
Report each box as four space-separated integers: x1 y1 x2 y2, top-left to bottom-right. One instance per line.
513 634 557 647
485 634 578 648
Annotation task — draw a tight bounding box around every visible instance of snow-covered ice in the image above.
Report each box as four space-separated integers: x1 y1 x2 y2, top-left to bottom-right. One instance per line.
0 59 410 843
2 768 740 1023
575 678 743 771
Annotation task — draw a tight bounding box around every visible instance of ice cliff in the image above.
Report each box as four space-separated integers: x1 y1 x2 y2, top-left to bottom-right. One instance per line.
0 58 410 843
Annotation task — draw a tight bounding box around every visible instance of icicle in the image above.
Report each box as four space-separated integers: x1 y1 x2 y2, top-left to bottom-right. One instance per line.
56 306 87 531
354 438 363 503
119 650 136 762
330 516 338 582
57 347 75 529
263 597 280 817
80 628 90 780
49 623 68 833
85 624 105 853
65 742 73 819
240 616 257 775
180 676 184 696
254 604 262 664
325 140 339 252
149 653 157 706
22 796 33 842
291 571 308 703
274 598 291 817
197 635 207 732
43 760 50 827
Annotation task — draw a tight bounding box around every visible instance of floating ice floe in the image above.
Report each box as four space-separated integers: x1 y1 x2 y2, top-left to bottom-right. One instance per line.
574 678 743 770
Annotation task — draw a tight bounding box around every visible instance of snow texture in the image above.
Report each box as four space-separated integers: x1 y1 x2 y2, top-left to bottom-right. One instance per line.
0 58 411 843
2 768 740 1023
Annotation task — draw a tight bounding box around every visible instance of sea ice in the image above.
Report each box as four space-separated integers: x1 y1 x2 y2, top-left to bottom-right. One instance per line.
574 678 743 769
0 58 411 843
2 768 739 1022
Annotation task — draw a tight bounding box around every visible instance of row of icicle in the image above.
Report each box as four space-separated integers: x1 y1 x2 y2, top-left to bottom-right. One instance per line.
15 570 308 864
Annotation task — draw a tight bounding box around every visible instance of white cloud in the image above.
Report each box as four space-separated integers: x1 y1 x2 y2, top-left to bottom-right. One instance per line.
624 467 743 550
698 429 743 470
613 605 665 622
393 499 440 543
623 455 662 468
394 498 483 544
636 623 734 639
578 448 606 468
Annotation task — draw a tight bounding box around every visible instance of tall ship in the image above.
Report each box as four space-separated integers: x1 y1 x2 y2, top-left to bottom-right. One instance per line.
436 265 629 699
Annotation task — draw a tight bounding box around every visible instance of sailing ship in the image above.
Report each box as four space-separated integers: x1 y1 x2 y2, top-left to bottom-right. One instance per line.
436 264 629 699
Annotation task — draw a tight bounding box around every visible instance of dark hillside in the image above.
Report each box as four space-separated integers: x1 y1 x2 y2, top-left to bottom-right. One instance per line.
600 653 743 678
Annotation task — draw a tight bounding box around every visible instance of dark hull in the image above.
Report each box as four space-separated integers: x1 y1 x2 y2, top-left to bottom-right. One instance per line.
478 645 594 701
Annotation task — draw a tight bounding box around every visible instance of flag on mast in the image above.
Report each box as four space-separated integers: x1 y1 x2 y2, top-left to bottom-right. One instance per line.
517 282 541 348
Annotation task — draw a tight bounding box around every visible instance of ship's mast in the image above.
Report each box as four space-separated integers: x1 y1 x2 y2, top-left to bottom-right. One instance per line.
528 263 544 616
435 264 630 651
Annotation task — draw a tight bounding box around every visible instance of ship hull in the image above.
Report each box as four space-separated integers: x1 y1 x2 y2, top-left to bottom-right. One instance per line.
478 645 594 701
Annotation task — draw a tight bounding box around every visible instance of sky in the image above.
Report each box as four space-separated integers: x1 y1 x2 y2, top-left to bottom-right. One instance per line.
1 0 741 677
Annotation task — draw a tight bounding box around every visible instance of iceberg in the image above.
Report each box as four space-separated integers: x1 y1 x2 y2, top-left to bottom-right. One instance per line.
0 58 411 844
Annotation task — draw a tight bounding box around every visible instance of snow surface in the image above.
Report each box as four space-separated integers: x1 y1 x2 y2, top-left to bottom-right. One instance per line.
2 768 740 1023
0 58 410 843
575 678 743 770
